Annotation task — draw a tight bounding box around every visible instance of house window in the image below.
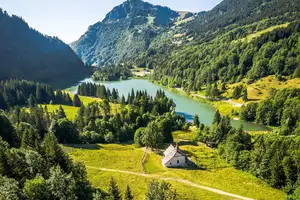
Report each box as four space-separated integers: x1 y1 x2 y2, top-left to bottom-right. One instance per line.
177 160 179 164
170 162 172 165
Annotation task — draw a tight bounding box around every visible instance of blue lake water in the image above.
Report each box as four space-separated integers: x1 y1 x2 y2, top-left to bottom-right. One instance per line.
68 78 269 131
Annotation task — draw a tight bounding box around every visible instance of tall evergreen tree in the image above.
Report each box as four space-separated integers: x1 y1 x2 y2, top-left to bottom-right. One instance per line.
124 185 134 200
213 110 221 125
107 178 122 200
193 115 200 128
242 88 248 102
73 94 82 107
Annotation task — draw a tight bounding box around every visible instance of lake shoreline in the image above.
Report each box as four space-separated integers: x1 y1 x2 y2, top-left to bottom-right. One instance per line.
65 78 270 132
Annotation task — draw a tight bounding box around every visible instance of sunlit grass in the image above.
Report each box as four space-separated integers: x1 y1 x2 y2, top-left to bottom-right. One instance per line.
65 139 286 200
66 144 145 172
40 94 122 121
241 23 289 42
44 105 79 121
225 75 300 102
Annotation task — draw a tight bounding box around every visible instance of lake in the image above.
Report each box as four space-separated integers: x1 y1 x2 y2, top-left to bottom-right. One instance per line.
67 78 269 131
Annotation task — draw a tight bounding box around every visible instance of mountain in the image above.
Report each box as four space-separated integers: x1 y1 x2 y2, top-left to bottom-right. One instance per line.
0 9 90 84
71 0 187 67
146 0 300 90
185 0 300 40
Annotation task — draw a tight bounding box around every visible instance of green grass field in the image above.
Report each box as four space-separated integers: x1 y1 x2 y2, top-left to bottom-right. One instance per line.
41 94 121 121
241 23 289 42
45 105 79 121
64 131 286 200
225 75 300 102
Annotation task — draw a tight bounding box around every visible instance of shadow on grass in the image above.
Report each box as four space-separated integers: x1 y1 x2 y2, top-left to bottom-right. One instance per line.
178 141 198 146
247 98 261 102
64 143 101 150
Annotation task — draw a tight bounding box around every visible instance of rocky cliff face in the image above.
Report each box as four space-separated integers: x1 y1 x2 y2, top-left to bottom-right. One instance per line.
71 0 180 67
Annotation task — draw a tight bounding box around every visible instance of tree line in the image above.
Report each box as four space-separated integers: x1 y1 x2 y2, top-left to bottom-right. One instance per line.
194 109 300 199
240 88 300 135
1 80 187 146
0 79 82 110
92 64 133 81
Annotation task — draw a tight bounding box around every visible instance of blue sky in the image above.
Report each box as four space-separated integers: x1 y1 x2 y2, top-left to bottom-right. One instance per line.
0 0 222 43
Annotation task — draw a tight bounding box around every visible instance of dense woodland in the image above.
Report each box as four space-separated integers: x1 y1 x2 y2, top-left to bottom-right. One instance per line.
240 88 300 134
185 0 300 41
0 80 77 110
0 79 184 199
92 64 133 81
0 9 90 83
150 21 300 91
194 111 300 199
77 82 186 145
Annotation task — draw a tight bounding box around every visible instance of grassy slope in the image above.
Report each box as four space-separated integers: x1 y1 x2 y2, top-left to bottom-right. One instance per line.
42 94 121 121
64 130 286 200
241 23 290 42
225 75 300 102
190 75 300 117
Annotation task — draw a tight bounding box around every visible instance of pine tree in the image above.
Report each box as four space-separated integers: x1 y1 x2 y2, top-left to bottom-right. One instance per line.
124 185 134 200
193 115 200 128
35 84 43 103
28 94 37 108
242 88 248 102
121 95 126 105
107 178 122 200
56 106 66 119
73 94 82 107
213 110 221 125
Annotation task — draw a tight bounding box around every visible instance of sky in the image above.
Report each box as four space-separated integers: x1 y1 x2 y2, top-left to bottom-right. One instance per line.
0 0 222 43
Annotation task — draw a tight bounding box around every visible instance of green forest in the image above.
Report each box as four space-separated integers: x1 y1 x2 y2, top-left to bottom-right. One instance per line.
0 79 185 199
1 0 300 199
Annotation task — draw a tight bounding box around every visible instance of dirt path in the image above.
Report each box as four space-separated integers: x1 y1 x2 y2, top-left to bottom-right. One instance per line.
86 166 254 200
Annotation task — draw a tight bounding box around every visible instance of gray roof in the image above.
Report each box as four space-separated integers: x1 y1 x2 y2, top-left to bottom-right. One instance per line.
163 144 175 156
162 144 186 164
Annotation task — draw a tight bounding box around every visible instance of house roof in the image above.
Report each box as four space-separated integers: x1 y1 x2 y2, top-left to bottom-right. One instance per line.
162 144 186 165
163 144 175 156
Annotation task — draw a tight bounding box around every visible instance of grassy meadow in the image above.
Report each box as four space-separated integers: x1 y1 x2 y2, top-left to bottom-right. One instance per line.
225 75 300 102
63 130 286 200
41 94 122 121
241 23 290 42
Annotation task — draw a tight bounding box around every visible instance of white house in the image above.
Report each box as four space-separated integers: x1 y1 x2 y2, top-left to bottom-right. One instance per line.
162 144 187 168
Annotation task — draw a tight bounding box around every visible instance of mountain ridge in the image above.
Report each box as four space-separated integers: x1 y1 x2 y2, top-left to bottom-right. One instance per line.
0 8 90 84
70 0 186 67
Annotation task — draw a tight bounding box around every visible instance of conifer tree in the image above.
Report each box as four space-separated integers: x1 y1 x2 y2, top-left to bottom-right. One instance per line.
124 185 134 200
107 177 122 200
242 88 248 102
73 94 82 107
193 115 200 128
56 106 66 119
213 110 221 125
28 94 37 108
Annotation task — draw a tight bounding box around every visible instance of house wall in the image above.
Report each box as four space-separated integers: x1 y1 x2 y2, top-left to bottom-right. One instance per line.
163 155 186 168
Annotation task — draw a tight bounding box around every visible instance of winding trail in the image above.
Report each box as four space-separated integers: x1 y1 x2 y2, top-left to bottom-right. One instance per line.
86 166 254 200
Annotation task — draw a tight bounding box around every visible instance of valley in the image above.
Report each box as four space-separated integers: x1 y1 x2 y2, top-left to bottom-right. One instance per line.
66 78 270 131
0 0 300 199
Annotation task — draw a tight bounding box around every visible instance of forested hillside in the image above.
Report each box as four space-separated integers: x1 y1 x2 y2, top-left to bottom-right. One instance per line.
0 9 90 83
185 0 300 40
150 20 300 90
71 0 186 67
